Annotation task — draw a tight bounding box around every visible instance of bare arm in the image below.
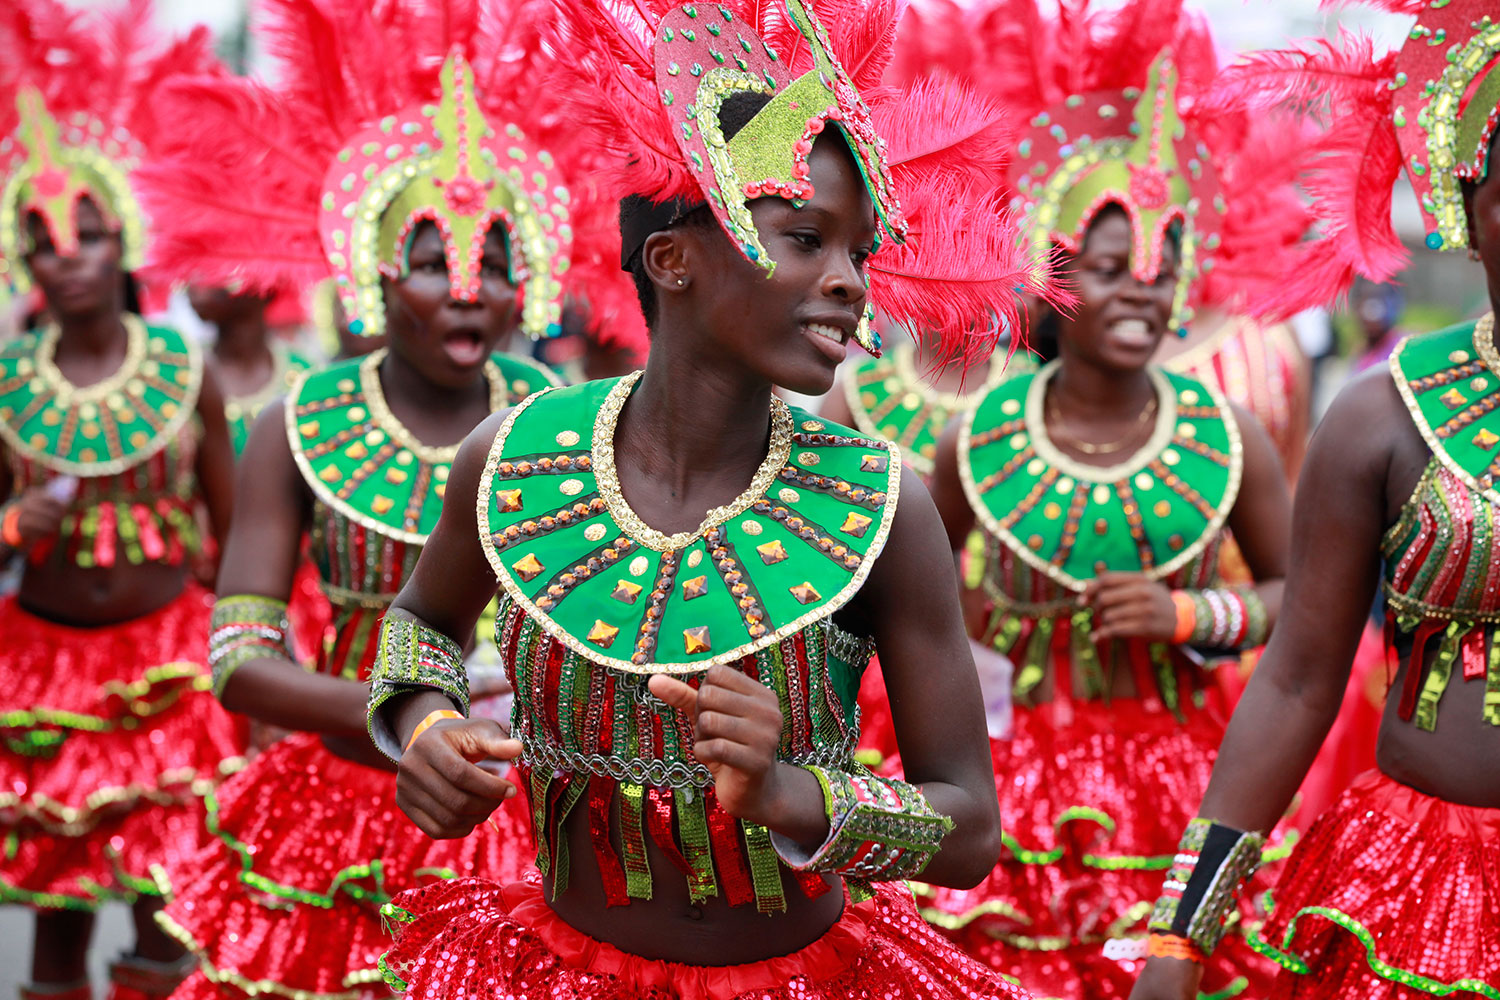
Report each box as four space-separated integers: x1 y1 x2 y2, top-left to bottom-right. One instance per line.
1192 374 1395 833
194 366 236 556
838 466 1003 886
214 402 368 737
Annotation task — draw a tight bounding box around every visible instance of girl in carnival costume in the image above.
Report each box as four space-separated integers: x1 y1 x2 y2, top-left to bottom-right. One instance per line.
366 0 1063 997
0 2 246 996
132 0 582 996
1133 2 1500 997
920 3 1298 997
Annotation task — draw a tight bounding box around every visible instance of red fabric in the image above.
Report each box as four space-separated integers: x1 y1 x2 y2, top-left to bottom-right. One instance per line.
287 560 332 669
915 696 1280 1000
1260 769 1500 1000
384 876 1032 1000
159 732 534 997
855 656 898 763
0 588 246 906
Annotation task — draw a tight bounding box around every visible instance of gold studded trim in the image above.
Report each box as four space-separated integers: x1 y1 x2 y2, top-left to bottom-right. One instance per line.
0 315 203 477
475 382 904 676
959 363 1243 592
1391 314 1500 505
592 370 794 553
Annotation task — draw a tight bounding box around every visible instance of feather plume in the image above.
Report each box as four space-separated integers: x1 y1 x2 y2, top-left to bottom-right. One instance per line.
870 180 1065 366
830 0 906 91
875 78 1010 190
1202 29 1396 121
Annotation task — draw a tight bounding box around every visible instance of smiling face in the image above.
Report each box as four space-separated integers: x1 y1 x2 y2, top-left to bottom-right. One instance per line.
656 135 876 396
381 219 515 387
23 196 124 322
1054 206 1179 374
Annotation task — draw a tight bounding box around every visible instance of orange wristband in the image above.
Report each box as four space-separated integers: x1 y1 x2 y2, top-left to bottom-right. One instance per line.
1 504 22 549
405 709 464 752
1148 933 1203 964
1170 590 1196 645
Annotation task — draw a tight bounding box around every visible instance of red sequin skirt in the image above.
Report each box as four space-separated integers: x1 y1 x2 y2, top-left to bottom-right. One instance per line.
914 697 1279 1000
1253 769 1500 999
382 875 1032 1000
157 732 536 1000
0 588 246 908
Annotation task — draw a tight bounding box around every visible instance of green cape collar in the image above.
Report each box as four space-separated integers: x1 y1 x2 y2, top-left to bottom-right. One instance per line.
0 316 201 477
959 362 1242 591
287 349 561 543
1390 316 1500 504
478 372 901 675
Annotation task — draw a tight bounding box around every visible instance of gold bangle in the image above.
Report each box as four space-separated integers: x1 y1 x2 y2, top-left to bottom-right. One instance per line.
405 709 464 752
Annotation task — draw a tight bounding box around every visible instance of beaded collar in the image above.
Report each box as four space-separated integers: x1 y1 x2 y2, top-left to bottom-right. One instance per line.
287 348 559 543
1390 315 1500 504
477 371 902 674
959 362 1242 591
842 341 1011 476
0 315 202 477
224 344 313 457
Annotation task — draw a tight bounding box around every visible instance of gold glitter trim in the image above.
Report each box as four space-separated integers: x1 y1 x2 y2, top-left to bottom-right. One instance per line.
1391 314 1500 504
0 315 203 477
959 364 1243 592
1025 362 1178 483
476 383 904 676
591 370 793 553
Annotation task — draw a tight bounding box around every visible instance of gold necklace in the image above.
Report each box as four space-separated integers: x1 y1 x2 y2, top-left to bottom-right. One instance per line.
592 370 793 552
359 348 506 465
1045 387 1158 455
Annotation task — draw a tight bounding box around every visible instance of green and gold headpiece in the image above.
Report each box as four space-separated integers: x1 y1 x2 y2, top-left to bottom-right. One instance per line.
1391 2 1500 251
1007 53 1225 332
0 88 145 294
319 51 572 340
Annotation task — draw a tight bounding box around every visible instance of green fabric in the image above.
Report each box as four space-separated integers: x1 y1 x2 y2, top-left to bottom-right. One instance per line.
961 363 1239 590
288 351 561 542
226 346 314 456
0 319 201 476
478 376 901 673
1390 319 1500 502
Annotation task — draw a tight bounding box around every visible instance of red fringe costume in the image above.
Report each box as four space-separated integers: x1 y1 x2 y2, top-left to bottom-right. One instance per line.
384 876 1024 1000
364 0 1053 994
0 1 247 916
133 0 595 994
0 588 245 907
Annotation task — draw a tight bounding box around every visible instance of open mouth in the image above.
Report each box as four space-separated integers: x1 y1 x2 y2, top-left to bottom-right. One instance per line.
802 322 849 363
442 328 488 367
1107 318 1157 350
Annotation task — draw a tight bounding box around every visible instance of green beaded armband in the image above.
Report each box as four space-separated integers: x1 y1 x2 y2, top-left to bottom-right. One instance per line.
367 616 468 760
207 595 295 698
1149 817 1265 955
771 765 954 882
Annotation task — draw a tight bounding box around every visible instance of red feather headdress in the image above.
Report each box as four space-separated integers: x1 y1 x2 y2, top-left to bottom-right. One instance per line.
137 0 586 341
547 0 1057 365
0 0 218 294
1205 1 1499 309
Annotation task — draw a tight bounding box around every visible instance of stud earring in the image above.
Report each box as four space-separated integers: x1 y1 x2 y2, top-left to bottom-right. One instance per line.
676 278 685 286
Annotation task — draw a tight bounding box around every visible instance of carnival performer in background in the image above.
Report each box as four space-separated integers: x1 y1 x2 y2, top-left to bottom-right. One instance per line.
187 285 312 458
922 4 1294 997
1133 2 1500 997
132 1 574 996
364 0 1063 997
0 4 245 996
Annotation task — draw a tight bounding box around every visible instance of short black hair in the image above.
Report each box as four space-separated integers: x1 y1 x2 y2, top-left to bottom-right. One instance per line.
626 90 776 328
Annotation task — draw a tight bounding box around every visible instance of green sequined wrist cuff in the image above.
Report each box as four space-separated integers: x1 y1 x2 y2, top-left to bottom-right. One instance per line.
367 617 468 760
1149 817 1265 955
771 765 954 882
208 595 295 698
